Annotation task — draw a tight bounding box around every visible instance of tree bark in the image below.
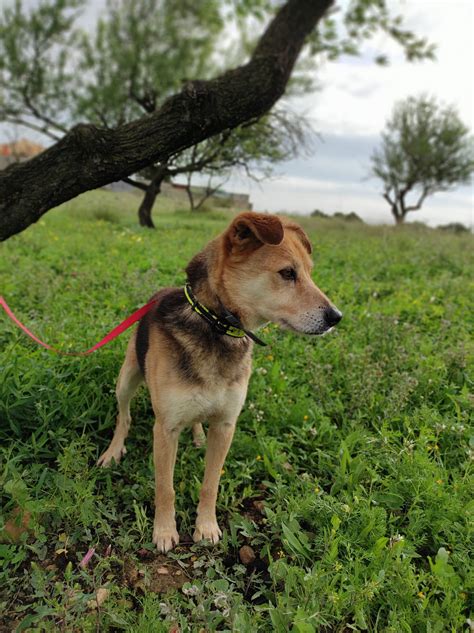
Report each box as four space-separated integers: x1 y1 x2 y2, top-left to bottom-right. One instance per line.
0 0 333 241
137 166 167 228
392 202 406 225
394 212 405 225
138 185 158 228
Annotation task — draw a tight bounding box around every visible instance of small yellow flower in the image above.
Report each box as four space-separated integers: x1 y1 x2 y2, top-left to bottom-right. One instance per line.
256 455 262 461
314 486 320 493
436 479 443 485
460 592 467 600
262 327 270 334
417 591 425 600
220 468 225 475
303 415 309 421
266 354 274 361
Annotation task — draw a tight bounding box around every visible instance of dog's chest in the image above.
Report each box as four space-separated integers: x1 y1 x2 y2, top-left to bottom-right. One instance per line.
161 381 249 430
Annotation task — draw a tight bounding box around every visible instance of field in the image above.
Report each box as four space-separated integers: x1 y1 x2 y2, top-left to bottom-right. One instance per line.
1 190 473 632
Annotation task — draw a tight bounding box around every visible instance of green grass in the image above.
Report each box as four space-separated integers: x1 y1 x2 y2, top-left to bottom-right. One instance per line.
1 190 473 632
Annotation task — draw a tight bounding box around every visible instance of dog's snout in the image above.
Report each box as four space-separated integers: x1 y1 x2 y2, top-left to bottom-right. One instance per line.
324 306 342 327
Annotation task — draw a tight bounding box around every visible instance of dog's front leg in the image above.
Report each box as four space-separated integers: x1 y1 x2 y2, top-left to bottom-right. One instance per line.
152 421 180 553
193 418 236 545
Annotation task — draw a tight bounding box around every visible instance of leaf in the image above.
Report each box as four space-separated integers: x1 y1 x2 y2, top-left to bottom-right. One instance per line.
281 522 313 561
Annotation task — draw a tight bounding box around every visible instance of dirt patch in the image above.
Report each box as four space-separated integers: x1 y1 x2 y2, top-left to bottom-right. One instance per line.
239 494 267 525
124 552 190 594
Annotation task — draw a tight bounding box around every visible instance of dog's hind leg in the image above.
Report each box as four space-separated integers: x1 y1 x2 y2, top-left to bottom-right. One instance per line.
192 423 206 447
98 335 143 467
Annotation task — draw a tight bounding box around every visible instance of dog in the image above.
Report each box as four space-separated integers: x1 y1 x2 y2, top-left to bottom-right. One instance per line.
97 212 342 552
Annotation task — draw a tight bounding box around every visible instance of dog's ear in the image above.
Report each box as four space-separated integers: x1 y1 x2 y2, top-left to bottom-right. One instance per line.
285 222 312 254
225 212 284 253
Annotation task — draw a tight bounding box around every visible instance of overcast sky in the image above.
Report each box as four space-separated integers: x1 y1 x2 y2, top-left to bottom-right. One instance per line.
2 0 473 227
228 0 474 227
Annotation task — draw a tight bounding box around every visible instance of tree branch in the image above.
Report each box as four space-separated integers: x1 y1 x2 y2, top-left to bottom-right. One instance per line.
0 0 333 240
404 187 430 212
21 89 68 135
121 176 149 191
193 173 231 211
168 131 234 177
1 116 61 141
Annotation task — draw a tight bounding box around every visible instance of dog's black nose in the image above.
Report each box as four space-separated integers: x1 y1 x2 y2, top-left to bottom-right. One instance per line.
324 307 343 327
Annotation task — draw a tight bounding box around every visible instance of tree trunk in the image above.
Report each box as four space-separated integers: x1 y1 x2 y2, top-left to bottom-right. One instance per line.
394 212 405 225
138 167 167 228
0 0 334 241
138 188 157 228
184 185 196 212
391 203 405 225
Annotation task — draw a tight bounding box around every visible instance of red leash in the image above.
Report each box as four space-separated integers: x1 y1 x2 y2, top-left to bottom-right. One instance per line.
0 295 158 356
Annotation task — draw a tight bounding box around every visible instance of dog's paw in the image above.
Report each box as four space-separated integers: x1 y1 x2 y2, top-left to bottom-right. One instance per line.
153 524 179 553
193 518 222 545
97 445 127 468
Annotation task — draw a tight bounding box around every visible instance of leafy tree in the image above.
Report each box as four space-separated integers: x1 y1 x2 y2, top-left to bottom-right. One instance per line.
371 95 474 225
0 0 436 240
0 0 310 227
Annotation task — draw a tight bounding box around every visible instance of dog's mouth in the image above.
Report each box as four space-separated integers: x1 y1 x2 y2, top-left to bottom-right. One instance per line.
278 319 332 336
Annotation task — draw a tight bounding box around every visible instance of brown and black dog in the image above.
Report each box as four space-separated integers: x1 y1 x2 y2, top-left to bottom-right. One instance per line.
98 212 342 552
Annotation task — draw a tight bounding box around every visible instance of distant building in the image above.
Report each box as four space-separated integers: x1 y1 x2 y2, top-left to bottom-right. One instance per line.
0 140 252 210
105 179 252 210
160 182 252 210
0 138 44 170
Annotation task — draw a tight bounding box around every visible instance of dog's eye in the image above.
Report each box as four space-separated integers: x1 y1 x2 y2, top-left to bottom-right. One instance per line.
278 267 297 281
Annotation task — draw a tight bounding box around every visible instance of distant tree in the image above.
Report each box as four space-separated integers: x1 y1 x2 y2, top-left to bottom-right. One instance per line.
311 209 328 218
438 222 469 234
0 0 437 240
333 211 363 223
122 108 310 224
371 95 474 225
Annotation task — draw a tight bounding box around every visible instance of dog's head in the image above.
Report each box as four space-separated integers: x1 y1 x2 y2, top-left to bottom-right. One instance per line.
213 212 342 335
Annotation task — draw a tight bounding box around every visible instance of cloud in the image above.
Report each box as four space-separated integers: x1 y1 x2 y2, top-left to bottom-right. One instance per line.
2 0 473 229
189 127 473 228
303 0 474 137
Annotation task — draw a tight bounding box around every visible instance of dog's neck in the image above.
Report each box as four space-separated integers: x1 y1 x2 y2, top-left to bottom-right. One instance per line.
186 246 246 326
191 278 241 324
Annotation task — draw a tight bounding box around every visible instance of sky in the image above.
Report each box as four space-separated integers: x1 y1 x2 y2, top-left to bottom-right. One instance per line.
2 0 473 228
225 0 474 227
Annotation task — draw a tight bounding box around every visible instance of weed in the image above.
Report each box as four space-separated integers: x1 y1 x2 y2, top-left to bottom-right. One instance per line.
1 191 473 631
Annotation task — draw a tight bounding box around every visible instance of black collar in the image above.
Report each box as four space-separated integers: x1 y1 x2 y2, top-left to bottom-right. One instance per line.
183 283 267 346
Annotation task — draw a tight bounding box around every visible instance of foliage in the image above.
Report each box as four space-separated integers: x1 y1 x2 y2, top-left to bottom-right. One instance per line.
311 209 364 223
0 0 438 225
1 193 473 631
229 0 436 78
0 0 83 139
311 208 328 218
371 95 474 224
333 211 364 223
0 0 313 223
76 0 223 128
172 107 313 212
438 222 469 234
0 0 436 133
